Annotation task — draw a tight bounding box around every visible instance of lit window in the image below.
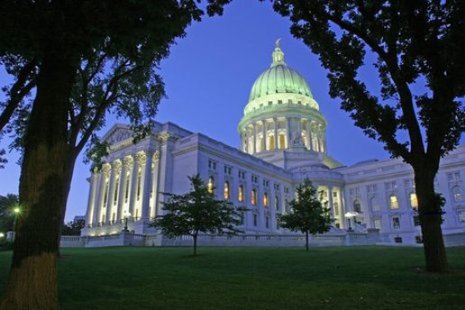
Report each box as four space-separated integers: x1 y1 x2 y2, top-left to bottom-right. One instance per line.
279 134 286 149
389 195 399 209
238 185 244 202
207 177 214 194
224 181 230 200
453 186 463 202
263 193 268 207
251 189 257 206
410 192 418 209
269 135 275 150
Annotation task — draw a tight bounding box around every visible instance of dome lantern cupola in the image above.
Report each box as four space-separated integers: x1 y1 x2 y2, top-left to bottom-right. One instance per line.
238 40 329 164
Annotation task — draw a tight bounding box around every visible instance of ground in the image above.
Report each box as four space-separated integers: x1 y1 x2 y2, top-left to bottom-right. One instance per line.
1 246 465 309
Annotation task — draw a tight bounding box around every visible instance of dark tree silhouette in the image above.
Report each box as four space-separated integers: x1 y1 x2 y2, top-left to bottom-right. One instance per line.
271 0 465 272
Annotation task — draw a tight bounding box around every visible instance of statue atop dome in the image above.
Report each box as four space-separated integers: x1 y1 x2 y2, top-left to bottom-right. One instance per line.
272 38 285 66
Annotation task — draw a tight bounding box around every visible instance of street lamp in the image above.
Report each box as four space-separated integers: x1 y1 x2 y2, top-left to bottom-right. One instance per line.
12 205 21 231
122 211 131 232
0 232 4 238
344 211 358 232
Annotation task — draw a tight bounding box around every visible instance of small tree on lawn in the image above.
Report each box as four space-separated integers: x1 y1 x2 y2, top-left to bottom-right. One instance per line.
151 174 244 256
279 179 332 251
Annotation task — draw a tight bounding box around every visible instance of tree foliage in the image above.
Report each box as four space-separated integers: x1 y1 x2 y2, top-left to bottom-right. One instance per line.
61 219 85 236
0 1 231 308
279 179 331 251
271 0 465 272
152 174 245 256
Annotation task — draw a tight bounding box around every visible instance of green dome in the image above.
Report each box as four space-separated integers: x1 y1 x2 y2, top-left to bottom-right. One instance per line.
248 42 313 102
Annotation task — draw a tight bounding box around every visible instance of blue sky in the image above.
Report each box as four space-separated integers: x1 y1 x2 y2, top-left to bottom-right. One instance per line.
1 0 391 221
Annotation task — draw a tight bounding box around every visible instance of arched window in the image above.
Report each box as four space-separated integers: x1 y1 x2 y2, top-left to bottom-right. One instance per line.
353 200 362 213
238 185 244 202
453 186 463 202
268 135 275 150
223 181 230 200
263 192 268 207
410 192 418 209
251 189 257 206
275 195 279 210
207 177 214 194
279 133 286 149
389 195 399 209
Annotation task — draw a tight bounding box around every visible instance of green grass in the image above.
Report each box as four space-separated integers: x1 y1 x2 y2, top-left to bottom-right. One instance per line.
1 246 465 309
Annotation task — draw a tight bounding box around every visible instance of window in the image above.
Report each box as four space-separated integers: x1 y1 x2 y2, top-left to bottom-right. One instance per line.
413 214 421 226
253 214 258 226
458 211 465 223
207 177 214 194
392 217 400 229
353 200 362 213
238 170 246 179
265 216 269 228
224 181 230 200
238 185 244 202
269 135 275 150
275 195 280 210
208 159 217 170
389 195 399 209
373 218 382 229
447 171 461 182
136 168 142 201
274 183 280 191
452 186 463 202
251 174 258 183
224 165 232 175
263 179 269 187
385 181 397 191
285 198 289 212
410 192 418 209
366 184 377 193
333 202 339 216
251 189 257 206
263 193 268 207
240 212 245 225
279 133 286 149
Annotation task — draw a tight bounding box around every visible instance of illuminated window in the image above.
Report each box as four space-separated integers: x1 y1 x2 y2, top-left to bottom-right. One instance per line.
279 133 286 149
333 202 339 216
269 135 275 150
353 200 361 213
207 177 214 194
453 186 463 202
410 192 418 209
224 181 230 200
263 193 268 207
238 185 244 202
251 189 257 206
389 195 399 209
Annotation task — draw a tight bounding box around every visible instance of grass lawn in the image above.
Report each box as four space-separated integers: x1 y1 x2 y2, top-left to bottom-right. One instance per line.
1 246 465 309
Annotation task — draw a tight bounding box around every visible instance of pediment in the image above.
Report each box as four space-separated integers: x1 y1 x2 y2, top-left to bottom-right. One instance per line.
104 126 132 145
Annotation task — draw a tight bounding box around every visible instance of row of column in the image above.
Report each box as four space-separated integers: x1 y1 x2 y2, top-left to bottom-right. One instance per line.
85 150 161 227
241 117 325 154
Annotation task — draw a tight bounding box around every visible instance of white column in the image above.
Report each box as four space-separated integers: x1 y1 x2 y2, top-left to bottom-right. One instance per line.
150 151 160 219
97 163 111 225
252 123 257 154
141 151 154 223
85 170 98 227
116 158 128 222
105 160 121 224
306 120 311 150
129 153 143 220
91 172 103 226
273 118 278 151
285 117 291 148
262 120 267 151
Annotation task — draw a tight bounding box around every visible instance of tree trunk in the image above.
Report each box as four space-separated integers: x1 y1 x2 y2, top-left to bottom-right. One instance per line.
414 166 448 272
305 231 309 252
0 49 77 309
193 234 198 256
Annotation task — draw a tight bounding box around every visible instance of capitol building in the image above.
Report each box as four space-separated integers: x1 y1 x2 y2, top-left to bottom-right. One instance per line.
81 42 465 246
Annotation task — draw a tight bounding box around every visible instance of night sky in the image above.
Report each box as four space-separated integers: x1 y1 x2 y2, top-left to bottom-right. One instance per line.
0 0 391 221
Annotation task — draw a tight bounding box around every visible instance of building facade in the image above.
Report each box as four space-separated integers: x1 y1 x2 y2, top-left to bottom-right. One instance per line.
81 42 465 245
